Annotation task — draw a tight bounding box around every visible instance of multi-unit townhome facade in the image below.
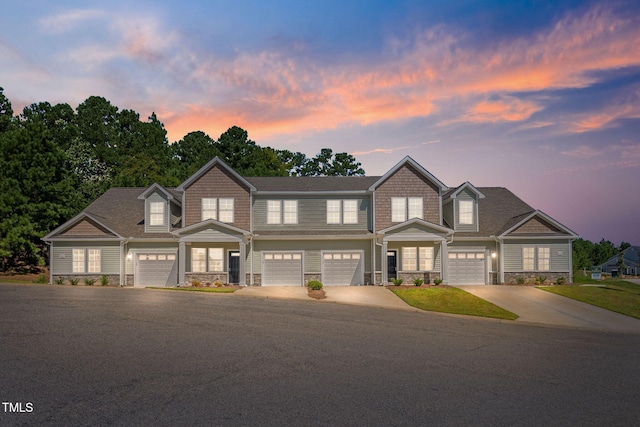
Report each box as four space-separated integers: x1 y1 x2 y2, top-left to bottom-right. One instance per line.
44 156 578 287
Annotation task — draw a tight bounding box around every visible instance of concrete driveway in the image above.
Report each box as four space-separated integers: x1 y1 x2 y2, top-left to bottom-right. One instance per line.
236 285 415 311
460 285 640 333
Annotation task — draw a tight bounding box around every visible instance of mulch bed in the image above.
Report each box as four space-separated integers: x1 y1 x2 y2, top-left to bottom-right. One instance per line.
307 288 326 299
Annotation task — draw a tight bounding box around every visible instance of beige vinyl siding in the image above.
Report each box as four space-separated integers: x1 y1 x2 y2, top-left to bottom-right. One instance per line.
503 240 571 272
253 196 371 232
455 190 478 232
52 242 120 274
145 192 169 233
251 239 371 274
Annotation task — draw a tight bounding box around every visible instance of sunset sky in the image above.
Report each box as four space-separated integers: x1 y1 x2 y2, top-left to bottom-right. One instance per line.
1 1 639 245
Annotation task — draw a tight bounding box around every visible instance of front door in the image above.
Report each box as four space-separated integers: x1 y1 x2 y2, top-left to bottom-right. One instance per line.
228 251 240 284
387 250 397 280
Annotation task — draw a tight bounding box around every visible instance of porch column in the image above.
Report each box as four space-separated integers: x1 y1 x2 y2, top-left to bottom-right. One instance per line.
239 240 247 286
178 241 186 286
498 238 505 284
381 241 388 284
441 239 448 284
119 240 125 286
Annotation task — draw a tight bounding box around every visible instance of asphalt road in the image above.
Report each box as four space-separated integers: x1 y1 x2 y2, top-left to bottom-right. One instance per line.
2 284 640 426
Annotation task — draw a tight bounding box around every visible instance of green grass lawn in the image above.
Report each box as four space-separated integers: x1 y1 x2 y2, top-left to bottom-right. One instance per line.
391 286 518 320
539 275 640 319
149 286 238 293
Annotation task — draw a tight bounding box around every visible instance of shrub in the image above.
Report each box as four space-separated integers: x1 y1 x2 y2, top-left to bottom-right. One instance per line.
69 278 79 286
433 278 443 286
191 280 202 287
391 278 403 286
516 277 526 285
556 277 566 285
100 275 110 286
413 278 424 286
84 278 96 286
54 277 65 285
535 275 547 285
214 281 224 287
308 280 323 290
205 282 212 287
34 273 48 284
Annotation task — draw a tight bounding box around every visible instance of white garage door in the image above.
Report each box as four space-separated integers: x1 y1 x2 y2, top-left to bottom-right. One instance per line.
136 254 177 287
448 252 485 285
322 252 364 286
262 253 303 286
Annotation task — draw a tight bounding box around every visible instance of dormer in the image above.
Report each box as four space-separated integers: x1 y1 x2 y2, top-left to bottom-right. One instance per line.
443 182 485 232
138 183 182 233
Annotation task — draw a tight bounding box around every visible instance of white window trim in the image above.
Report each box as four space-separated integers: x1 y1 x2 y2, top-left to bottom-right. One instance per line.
343 200 358 224
208 248 224 272
327 200 342 224
149 202 165 226
268 200 298 225
201 198 234 223
401 247 434 271
458 200 474 225
523 246 536 271
267 200 281 225
327 200 359 225
537 247 550 271
218 198 234 223
72 248 101 274
192 248 207 273
392 197 423 222
202 198 217 221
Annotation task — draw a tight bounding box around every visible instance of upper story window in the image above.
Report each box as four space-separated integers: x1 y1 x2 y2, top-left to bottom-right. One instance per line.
149 202 165 226
267 200 298 225
201 198 234 223
459 200 474 225
327 200 358 225
392 197 423 222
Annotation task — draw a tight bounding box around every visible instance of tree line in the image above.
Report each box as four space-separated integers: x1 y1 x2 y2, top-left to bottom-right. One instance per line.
0 87 364 272
572 239 633 275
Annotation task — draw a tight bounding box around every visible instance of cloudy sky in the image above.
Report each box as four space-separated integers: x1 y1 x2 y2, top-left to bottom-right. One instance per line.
1 0 639 245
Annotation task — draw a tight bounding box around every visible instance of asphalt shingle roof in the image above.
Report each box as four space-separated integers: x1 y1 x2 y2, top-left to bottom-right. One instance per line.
245 176 381 192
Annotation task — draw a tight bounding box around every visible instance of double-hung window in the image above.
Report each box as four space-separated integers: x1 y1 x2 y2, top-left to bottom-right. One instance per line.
537 247 550 271
392 197 423 222
523 247 536 270
268 200 298 224
149 202 165 226
208 248 224 271
201 198 234 223
326 200 358 224
193 248 225 272
401 247 434 271
192 248 206 272
72 248 101 273
458 200 474 225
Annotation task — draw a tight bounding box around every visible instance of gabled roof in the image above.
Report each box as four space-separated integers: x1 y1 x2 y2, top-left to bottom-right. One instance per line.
173 219 250 237
498 210 578 238
443 181 486 200
137 183 182 206
598 246 640 269
176 157 256 192
43 211 124 241
246 176 379 193
369 156 448 192
378 218 453 235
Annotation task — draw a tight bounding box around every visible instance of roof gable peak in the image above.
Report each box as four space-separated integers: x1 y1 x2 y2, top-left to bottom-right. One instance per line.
176 157 256 192
369 156 447 191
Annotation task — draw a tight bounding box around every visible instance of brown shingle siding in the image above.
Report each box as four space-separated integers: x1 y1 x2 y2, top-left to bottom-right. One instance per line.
184 164 250 229
374 164 440 231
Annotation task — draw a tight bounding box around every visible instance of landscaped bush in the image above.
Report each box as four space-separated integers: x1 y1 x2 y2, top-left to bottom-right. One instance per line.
391 278 403 286
34 274 48 284
308 280 323 290
69 278 79 286
205 281 212 287
516 277 526 285
191 280 202 287
54 277 65 285
214 281 224 287
433 278 443 286
536 275 547 285
100 275 110 286
556 277 566 285
413 278 424 286
84 278 96 286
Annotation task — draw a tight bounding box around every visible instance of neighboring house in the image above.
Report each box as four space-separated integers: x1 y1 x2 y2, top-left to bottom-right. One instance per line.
43 156 578 287
598 246 639 276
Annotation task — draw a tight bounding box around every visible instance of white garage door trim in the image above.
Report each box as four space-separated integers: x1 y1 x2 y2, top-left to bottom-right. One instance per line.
135 253 177 287
322 251 364 286
262 251 303 286
448 252 486 285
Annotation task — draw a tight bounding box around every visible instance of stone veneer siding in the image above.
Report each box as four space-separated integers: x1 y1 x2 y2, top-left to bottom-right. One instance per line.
186 273 229 285
504 272 570 285
375 164 441 231
52 274 120 286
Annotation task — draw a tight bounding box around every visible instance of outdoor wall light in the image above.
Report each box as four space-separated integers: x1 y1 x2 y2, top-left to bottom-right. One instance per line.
491 251 497 258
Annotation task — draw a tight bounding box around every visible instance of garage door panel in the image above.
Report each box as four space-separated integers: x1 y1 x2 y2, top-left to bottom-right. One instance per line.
263 252 303 286
136 253 176 287
322 252 364 286
448 252 485 285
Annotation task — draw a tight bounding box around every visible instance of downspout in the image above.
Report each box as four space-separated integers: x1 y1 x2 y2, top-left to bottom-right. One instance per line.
569 238 576 284
442 234 454 284
497 236 504 284
46 241 53 285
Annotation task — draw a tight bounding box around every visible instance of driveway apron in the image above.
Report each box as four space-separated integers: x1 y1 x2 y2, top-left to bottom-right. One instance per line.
460 285 640 333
